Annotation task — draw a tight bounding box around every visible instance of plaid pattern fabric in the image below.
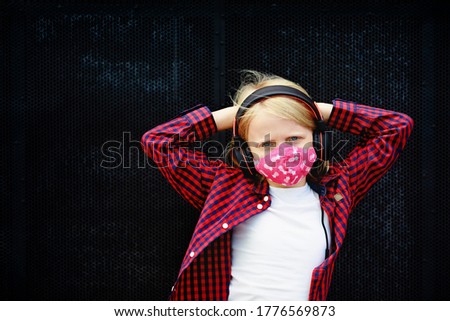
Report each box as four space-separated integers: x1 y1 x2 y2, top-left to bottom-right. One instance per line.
141 99 414 300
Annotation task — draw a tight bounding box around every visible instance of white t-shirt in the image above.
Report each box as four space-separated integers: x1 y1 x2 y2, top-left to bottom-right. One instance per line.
228 182 331 301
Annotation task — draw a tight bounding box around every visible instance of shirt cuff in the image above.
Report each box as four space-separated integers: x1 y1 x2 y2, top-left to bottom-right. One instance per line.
181 105 218 141
327 98 358 133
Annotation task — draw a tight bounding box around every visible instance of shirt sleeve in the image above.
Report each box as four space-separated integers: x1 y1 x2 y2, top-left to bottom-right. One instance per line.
140 105 220 211
327 98 414 210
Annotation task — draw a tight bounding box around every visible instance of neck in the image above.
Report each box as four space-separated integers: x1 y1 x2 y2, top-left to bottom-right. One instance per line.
267 177 307 188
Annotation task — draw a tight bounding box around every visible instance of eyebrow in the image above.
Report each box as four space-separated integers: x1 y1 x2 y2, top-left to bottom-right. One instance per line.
252 134 306 147
258 133 306 141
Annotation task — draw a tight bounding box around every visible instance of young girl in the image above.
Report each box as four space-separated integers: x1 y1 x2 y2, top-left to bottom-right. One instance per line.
141 70 413 301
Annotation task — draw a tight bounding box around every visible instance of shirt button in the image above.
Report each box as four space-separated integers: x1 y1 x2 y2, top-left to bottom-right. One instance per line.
263 195 269 202
189 251 195 257
334 193 344 201
222 223 229 229
257 204 263 210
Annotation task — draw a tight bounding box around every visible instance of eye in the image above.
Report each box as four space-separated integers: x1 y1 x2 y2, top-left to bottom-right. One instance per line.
259 141 275 148
286 136 302 142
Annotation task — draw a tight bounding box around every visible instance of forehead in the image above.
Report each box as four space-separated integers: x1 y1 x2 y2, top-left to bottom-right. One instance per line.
247 109 311 141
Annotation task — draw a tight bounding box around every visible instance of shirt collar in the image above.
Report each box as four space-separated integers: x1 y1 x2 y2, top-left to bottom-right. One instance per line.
252 169 340 197
252 178 270 196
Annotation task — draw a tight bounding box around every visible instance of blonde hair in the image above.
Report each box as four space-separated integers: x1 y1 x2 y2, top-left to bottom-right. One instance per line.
225 70 329 182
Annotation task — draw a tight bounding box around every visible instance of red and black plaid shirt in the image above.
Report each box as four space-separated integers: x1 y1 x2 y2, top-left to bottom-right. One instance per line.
141 99 413 300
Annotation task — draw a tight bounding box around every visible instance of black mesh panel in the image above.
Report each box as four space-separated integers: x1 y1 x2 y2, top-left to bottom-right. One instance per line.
2 0 449 300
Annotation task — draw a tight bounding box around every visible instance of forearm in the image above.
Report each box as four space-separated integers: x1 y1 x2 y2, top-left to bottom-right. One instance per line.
141 106 218 210
212 106 239 131
327 99 413 140
141 105 217 157
325 99 414 209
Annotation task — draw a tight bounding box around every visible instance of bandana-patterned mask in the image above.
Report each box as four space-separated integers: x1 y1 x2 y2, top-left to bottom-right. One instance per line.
254 144 317 186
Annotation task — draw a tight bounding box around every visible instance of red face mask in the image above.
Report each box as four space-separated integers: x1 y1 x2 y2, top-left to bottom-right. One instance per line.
254 144 317 186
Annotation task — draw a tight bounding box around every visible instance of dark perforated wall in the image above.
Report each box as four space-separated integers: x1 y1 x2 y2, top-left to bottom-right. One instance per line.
2 0 449 300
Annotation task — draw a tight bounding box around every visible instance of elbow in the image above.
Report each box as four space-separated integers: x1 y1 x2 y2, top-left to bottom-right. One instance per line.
141 130 157 157
391 112 414 140
391 112 414 152
400 113 414 141
403 113 414 135
141 129 170 163
140 131 149 154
